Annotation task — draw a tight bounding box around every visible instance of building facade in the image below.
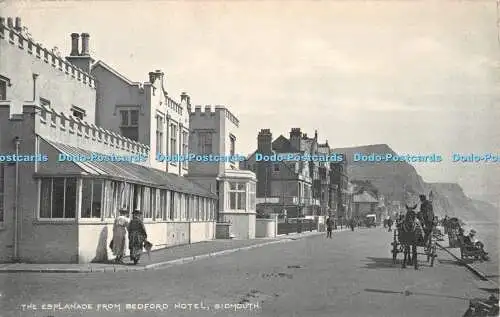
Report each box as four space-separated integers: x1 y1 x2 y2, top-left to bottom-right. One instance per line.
329 158 349 223
0 17 217 264
242 128 326 219
187 106 257 239
89 47 190 176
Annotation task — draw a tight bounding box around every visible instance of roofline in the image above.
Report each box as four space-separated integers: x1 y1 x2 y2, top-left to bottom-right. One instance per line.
92 60 143 87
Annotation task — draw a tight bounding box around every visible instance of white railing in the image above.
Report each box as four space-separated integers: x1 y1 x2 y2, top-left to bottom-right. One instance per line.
36 103 150 157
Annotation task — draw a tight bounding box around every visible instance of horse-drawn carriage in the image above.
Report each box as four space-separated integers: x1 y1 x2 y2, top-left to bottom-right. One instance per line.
391 205 437 269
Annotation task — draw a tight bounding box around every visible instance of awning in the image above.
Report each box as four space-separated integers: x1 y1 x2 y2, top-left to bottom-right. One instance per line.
39 140 217 199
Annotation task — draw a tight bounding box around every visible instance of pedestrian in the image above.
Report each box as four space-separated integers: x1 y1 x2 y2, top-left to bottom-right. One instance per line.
387 218 393 232
326 216 333 238
128 210 148 265
110 209 129 263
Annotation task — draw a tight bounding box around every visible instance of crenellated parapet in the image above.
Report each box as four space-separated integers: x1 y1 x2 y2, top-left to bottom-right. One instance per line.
165 95 183 115
190 105 239 127
0 17 96 89
35 103 149 156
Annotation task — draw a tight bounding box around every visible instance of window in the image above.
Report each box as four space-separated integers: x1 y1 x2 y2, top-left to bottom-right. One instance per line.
71 106 85 120
119 109 139 141
133 184 143 211
170 124 178 156
39 178 77 219
142 187 152 219
182 131 188 168
198 132 212 154
0 165 4 225
169 191 175 220
149 188 157 219
194 196 199 220
81 179 103 218
201 198 206 221
228 182 246 210
156 115 164 154
273 164 280 172
158 189 166 220
0 79 7 101
249 182 256 211
229 134 236 156
105 181 118 219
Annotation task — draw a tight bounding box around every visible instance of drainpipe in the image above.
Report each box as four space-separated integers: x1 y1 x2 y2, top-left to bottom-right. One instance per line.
13 136 21 261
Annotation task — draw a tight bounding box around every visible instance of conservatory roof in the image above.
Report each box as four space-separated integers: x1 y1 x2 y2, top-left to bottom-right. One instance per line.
41 139 217 199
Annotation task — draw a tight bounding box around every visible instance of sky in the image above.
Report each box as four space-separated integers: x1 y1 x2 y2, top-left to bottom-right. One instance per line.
2 0 499 205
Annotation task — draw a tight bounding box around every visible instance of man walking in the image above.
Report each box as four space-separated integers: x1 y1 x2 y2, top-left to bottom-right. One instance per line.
326 216 333 238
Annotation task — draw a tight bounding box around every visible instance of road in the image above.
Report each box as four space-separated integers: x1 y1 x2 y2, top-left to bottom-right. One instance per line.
0 227 492 317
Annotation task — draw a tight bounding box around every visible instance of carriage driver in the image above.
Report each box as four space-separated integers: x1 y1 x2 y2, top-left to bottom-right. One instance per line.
418 194 434 248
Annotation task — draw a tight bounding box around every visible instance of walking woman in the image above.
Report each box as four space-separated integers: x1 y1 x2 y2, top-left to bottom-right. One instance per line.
128 210 148 265
111 209 129 263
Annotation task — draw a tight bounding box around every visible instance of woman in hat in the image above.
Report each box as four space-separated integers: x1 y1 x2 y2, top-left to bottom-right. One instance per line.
110 209 129 263
128 210 148 265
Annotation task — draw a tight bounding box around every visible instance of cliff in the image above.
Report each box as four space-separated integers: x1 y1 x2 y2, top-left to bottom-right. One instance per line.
333 144 498 222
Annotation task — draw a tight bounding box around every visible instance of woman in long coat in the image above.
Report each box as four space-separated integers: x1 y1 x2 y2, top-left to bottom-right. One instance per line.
111 209 129 263
128 210 148 265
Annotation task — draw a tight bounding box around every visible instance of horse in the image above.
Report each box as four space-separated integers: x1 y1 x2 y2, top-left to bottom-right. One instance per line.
397 204 424 269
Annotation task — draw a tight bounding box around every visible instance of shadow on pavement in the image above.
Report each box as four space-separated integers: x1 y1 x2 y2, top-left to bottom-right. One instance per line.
438 259 461 266
479 287 499 294
361 257 399 269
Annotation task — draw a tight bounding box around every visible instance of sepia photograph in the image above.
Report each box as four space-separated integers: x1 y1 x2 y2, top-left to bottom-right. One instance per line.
0 0 498 316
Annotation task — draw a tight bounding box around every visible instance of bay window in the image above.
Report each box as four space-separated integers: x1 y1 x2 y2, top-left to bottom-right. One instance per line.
228 182 246 210
249 182 256 211
40 177 78 219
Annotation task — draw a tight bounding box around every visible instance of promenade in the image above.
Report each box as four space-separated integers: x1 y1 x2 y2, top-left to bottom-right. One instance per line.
0 226 493 317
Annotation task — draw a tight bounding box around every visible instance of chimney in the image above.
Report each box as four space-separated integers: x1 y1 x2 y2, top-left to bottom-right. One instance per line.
80 33 90 56
257 129 273 154
15 17 21 31
181 92 191 105
256 129 273 198
314 129 318 140
70 33 79 56
289 128 301 151
7 17 13 28
148 70 164 84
